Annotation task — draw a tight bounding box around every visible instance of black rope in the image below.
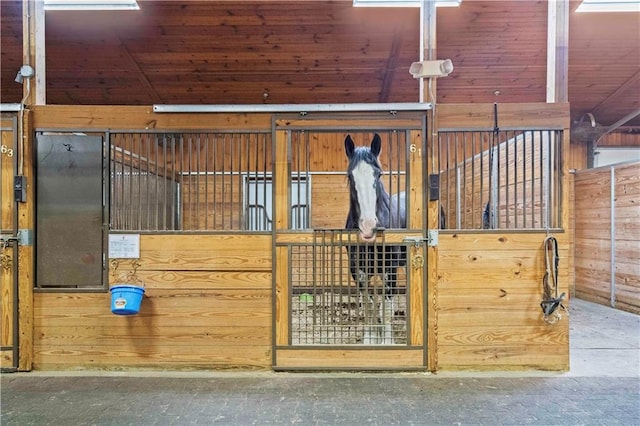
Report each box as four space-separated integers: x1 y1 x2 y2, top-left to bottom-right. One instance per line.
484 103 500 229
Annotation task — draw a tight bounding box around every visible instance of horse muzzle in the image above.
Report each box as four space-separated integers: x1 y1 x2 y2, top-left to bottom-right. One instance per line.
359 218 378 242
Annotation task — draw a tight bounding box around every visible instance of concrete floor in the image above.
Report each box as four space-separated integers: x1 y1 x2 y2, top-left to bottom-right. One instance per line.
1 298 639 425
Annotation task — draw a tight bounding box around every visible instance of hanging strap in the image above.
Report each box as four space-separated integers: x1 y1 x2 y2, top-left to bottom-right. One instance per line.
541 235 566 324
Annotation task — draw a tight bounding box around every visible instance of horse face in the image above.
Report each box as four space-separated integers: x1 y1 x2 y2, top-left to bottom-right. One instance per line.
345 134 383 242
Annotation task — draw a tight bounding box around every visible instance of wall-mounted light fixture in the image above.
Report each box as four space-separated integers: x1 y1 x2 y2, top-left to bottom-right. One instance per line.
409 59 454 78
14 65 34 84
43 0 140 11
353 0 461 7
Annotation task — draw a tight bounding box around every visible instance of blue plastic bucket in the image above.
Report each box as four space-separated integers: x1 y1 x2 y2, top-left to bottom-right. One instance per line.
110 285 145 315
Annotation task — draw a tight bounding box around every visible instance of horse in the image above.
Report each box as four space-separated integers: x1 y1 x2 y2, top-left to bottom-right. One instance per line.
344 133 406 344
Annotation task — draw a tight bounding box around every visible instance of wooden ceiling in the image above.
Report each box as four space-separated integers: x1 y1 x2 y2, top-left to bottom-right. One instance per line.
1 0 639 131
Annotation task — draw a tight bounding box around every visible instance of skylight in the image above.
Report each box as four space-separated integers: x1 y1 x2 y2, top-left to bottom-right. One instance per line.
576 0 640 12
353 0 461 7
43 0 140 11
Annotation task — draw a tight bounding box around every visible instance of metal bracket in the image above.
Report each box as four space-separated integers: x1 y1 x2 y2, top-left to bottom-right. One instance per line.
402 230 438 248
428 229 438 247
0 229 33 246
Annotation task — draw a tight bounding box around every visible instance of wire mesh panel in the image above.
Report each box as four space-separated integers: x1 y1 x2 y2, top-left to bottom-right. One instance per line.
290 230 408 345
437 129 562 230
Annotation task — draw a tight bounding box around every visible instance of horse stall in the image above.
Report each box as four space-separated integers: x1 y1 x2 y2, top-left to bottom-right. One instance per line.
574 161 640 314
24 102 572 372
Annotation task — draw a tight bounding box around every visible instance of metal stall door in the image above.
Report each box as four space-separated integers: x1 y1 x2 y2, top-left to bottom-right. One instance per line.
272 123 428 371
1 115 20 371
35 134 105 289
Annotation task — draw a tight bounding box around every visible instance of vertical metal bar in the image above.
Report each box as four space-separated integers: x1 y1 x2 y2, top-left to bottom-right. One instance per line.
454 131 459 228
505 131 510 228
195 133 201 230
306 132 311 229
213 134 218 230
111 134 116 230
496 131 501 228
397 131 403 224
231 133 235 230
221 134 226 230
512 131 516 228
154 134 160 230
203 134 209 230
471 131 476 229
462 131 467 229
151 134 156 230
437 132 442 229
144 134 150 230
405 129 411 222
127 134 134 230
294 131 299 229
523 131 528 228
262 133 268 231
556 130 562 228
254 133 259 230
179 133 185 230
539 129 544 228
610 166 616 308
456 167 461 229
479 132 484 229
529 130 534 228
134 134 140 230
545 130 551 228
164 133 169 230
242 133 248 231
445 132 450 227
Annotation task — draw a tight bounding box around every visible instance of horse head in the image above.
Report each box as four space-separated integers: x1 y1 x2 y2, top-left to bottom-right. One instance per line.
345 133 390 242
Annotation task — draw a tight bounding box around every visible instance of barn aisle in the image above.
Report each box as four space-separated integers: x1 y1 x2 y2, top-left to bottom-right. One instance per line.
568 298 639 378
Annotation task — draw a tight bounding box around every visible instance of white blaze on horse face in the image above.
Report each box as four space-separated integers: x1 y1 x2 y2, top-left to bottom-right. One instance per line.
352 160 378 242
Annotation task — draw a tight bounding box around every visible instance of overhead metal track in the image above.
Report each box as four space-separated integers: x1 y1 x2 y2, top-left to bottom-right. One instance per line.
153 103 432 114
0 104 22 112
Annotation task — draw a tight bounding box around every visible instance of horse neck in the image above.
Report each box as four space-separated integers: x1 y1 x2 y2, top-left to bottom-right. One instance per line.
375 181 392 227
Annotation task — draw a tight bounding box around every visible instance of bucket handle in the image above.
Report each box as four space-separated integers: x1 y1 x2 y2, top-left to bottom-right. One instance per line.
110 259 145 288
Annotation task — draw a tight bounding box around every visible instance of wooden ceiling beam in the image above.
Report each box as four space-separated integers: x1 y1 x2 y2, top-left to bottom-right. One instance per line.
119 41 163 104
379 30 404 103
591 69 640 121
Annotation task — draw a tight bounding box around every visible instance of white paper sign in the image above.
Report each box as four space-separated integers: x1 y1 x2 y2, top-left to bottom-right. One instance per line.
109 234 140 259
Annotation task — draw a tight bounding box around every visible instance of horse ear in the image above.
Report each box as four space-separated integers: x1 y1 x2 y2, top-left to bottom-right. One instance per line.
345 135 355 159
371 133 382 157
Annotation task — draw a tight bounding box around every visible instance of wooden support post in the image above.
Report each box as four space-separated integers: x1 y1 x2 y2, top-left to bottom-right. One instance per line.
421 0 439 372
547 0 569 103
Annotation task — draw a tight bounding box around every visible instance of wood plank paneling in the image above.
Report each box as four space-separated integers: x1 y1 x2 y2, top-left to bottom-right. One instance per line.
575 162 640 314
436 232 570 370
275 348 424 369
437 103 570 130
34 234 273 370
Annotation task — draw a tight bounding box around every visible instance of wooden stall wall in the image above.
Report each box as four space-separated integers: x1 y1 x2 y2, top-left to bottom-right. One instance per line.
436 233 570 369
575 161 640 314
34 235 272 369
434 104 572 370
32 106 274 370
28 104 575 371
